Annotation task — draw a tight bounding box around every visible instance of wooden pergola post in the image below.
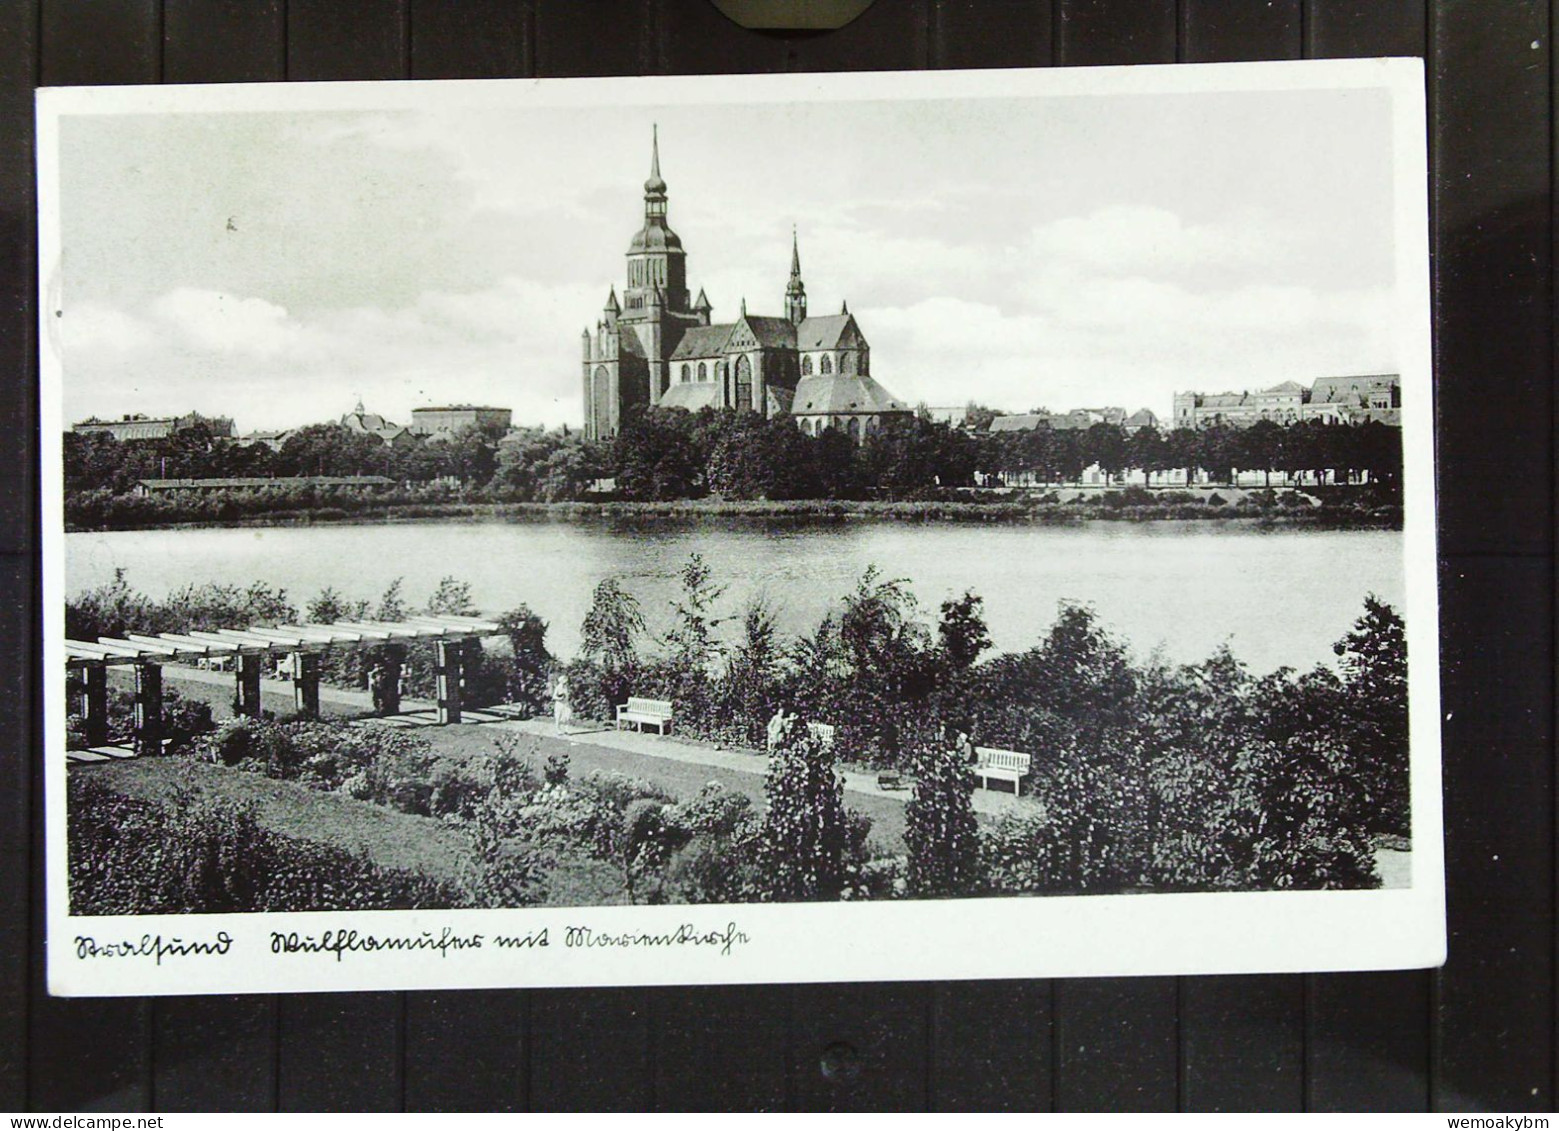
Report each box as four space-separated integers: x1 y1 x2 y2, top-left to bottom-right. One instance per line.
83 665 109 747
235 654 263 718
381 646 403 715
293 652 321 718
133 662 163 757
435 640 462 725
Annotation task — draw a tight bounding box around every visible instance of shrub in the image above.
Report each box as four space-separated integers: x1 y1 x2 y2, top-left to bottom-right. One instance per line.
68 772 468 914
904 745 983 897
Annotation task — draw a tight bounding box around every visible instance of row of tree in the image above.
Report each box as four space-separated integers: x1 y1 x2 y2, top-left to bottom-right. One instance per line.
63 406 1402 507
556 556 1409 893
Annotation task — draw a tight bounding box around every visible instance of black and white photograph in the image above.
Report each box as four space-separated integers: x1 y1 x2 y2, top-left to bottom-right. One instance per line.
39 61 1443 996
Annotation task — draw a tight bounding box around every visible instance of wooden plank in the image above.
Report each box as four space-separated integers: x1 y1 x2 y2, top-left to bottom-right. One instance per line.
0 555 31 1107
660 0 787 75
1305 0 1427 59
788 983 929 1111
528 988 652 1110
933 0 1053 69
1180 976 1304 1111
278 994 404 1112
1430 0 1552 558
410 0 531 79
164 0 285 83
1053 978 1178 1111
1308 970 1432 1111
1181 0 1301 62
40 0 159 85
650 984 788 1111
287 0 408 82
1055 0 1175 66
0 0 38 563
403 991 526 1111
1436 555 1554 1109
786 0 930 72
929 980 1052 1111
533 0 651 77
152 997 277 1112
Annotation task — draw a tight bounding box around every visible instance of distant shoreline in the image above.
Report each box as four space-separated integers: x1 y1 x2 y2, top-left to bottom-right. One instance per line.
65 492 1404 534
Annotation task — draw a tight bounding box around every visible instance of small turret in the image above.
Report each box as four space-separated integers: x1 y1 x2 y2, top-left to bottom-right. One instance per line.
785 227 807 324
841 299 849 315
693 287 711 314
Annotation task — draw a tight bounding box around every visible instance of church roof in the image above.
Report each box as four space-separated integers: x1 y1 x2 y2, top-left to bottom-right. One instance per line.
989 414 1047 433
658 382 725 412
796 313 860 351
740 315 798 349
628 222 683 253
670 324 735 360
792 373 909 416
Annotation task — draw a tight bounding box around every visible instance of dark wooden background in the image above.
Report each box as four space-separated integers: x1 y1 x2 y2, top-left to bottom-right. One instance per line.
0 0 1552 1112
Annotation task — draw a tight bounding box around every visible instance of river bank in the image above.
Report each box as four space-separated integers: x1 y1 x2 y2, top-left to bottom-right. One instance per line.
65 486 1402 534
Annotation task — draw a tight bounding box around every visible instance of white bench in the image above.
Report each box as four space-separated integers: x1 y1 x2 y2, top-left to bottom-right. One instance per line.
807 721 836 747
616 696 673 734
973 746 1031 794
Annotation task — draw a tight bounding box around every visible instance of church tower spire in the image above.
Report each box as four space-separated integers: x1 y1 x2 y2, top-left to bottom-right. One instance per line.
785 226 807 324
623 124 688 319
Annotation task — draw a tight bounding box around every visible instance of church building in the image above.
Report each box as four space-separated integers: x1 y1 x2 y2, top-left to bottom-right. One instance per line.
581 130 910 442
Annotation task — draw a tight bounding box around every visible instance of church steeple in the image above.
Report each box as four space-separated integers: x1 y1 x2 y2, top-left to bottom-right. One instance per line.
785 226 807 324
624 125 688 318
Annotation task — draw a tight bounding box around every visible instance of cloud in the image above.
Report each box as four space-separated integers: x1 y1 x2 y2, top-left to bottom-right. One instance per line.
150 288 305 357
1028 205 1291 277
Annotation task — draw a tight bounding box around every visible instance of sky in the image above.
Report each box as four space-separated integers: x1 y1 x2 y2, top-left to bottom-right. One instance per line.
55 84 1400 433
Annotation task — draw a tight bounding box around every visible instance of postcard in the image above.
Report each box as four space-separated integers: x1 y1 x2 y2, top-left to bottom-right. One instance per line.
38 59 1442 995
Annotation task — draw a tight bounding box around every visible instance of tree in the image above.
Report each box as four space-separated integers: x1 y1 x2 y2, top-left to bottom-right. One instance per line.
1333 595 1409 836
496 605 551 716
580 578 646 709
426 576 477 617
613 407 704 500
663 553 729 719
756 730 849 901
904 743 983 897
937 590 991 673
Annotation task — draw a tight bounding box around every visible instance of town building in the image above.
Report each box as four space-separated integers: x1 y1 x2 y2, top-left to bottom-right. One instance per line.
1172 376 1399 429
340 401 417 448
72 412 233 442
987 407 1158 434
409 405 513 438
581 130 910 443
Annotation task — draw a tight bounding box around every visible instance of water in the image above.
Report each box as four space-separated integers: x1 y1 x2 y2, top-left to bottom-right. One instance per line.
65 516 1404 674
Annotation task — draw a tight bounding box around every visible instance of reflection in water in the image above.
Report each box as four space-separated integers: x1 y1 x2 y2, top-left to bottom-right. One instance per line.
66 516 1404 673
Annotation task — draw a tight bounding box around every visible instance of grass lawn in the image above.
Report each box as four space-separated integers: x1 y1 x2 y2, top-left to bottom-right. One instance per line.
74 757 473 883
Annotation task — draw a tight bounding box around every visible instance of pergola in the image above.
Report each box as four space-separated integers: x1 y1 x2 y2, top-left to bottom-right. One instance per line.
65 613 503 756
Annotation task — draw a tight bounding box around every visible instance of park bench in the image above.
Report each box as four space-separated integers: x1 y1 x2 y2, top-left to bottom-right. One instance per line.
877 770 906 791
973 746 1032 794
807 721 836 747
616 696 674 734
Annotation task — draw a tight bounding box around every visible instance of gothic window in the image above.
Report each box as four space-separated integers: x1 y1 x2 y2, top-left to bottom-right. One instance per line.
591 366 612 440
735 354 753 412
821 355 834 375
839 352 853 375
698 362 707 381
802 355 814 376
681 364 690 383
847 417 861 441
